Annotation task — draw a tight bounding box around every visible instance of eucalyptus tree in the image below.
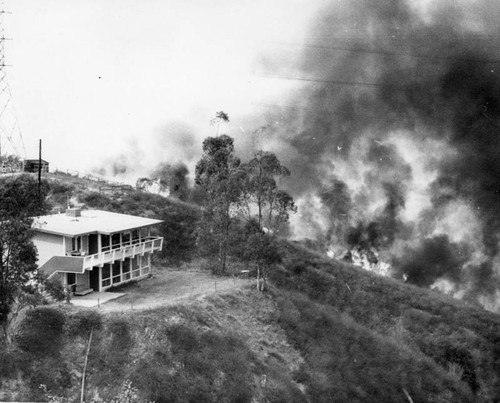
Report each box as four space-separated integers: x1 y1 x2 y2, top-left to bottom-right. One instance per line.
241 151 296 290
195 134 246 273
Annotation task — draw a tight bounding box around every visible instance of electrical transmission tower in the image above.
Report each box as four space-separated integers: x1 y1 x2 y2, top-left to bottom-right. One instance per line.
0 2 26 172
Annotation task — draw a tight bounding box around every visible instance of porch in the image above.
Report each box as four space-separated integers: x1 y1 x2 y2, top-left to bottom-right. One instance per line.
71 291 125 308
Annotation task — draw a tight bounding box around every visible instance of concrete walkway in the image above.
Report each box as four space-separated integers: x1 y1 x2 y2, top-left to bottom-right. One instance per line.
71 291 125 307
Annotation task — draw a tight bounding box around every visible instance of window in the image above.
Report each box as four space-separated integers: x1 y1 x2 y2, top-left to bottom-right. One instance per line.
101 235 110 252
71 236 81 253
102 264 111 288
112 262 121 284
112 233 121 249
123 259 131 280
67 273 76 286
131 229 139 244
102 265 110 279
67 273 77 293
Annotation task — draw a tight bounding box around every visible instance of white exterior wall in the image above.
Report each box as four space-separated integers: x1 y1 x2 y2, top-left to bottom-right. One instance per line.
64 237 73 254
33 232 65 266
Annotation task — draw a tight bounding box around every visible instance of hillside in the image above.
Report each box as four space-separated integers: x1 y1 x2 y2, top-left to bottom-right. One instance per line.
1 173 500 402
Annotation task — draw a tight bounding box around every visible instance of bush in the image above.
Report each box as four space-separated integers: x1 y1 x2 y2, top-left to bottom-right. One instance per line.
66 309 102 337
15 307 66 357
88 317 133 388
83 192 112 209
273 291 473 402
48 181 74 205
132 325 255 402
158 204 199 263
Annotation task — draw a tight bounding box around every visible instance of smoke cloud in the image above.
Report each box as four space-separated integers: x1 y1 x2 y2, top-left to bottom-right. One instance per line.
259 0 500 310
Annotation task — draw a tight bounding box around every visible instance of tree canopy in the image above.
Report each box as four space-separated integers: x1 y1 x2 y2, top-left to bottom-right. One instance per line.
194 121 296 284
0 175 51 341
195 134 245 273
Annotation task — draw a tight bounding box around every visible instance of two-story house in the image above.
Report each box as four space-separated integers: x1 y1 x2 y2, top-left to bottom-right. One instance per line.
33 208 163 294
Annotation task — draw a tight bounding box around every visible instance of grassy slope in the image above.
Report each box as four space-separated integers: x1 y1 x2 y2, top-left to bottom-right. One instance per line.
271 241 500 402
1 174 500 402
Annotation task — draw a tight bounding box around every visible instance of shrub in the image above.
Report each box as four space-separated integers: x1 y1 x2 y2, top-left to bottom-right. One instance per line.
48 181 74 205
133 325 255 402
15 307 66 357
158 204 199 263
66 309 102 337
83 192 112 209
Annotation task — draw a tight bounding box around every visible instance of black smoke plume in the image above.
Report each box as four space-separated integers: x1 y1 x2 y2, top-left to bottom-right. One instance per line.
151 162 190 200
262 0 500 310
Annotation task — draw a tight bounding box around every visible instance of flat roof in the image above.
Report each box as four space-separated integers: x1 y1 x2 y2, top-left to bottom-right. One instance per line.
33 209 163 237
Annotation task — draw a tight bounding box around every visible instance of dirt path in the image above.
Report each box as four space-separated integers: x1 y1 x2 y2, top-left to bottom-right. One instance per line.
95 268 252 312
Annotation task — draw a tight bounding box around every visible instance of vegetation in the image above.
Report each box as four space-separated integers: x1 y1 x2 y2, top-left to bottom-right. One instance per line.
0 175 52 342
270 241 500 401
1 141 500 401
195 133 245 273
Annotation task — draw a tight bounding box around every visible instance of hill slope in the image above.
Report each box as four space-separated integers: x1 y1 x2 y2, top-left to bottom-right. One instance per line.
0 173 499 402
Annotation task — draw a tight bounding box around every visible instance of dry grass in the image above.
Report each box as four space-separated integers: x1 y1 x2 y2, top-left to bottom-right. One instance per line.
97 261 251 312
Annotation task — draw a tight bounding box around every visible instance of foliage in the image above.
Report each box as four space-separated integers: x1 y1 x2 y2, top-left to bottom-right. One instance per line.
40 380 155 403
66 309 102 337
132 324 255 403
42 275 67 302
244 230 282 291
0 175 51 341
83 191 112 209
0 174 51 218
89 317 133 387
241 150 294 230
195 134 245 273
0 218 40 340
270 241 500 401
47 180 75 207
273 290 473 402
239 150 296 290
158 203 200 263
15 307 66 356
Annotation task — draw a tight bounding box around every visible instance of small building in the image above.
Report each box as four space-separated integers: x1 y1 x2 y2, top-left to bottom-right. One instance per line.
33 208 163 294
24 159 49 173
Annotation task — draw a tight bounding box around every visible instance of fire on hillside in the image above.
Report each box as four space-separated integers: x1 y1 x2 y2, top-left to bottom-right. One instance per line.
260 0 500 313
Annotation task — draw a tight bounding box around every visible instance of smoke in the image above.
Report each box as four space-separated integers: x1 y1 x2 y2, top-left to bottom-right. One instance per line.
93 120 200 185
258 0 500 310
150 162 190 200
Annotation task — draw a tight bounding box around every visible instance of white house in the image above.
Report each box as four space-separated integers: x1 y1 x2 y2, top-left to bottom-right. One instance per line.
33 208 163 294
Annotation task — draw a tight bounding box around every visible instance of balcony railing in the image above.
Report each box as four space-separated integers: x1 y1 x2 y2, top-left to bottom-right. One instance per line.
79 236 163 270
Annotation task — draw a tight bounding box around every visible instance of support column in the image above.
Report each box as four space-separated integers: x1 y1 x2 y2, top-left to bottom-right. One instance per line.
120 260 123 284
97 234 102 253
98 267 102 292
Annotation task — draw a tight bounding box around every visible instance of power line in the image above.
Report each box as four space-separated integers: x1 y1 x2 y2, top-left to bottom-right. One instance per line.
254 102 383 121
268 41 500 64
260 74 407 90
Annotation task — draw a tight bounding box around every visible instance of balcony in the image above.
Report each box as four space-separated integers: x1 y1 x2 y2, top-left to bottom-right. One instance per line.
79 236 163 270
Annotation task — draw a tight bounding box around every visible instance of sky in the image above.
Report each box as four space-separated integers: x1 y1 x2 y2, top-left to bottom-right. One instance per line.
1 0 321 177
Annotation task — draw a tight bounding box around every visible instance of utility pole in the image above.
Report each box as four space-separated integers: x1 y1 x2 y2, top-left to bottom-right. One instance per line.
38 139 41 197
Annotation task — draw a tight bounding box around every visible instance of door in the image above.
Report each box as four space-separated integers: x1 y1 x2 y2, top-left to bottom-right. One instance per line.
89 267 100 291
